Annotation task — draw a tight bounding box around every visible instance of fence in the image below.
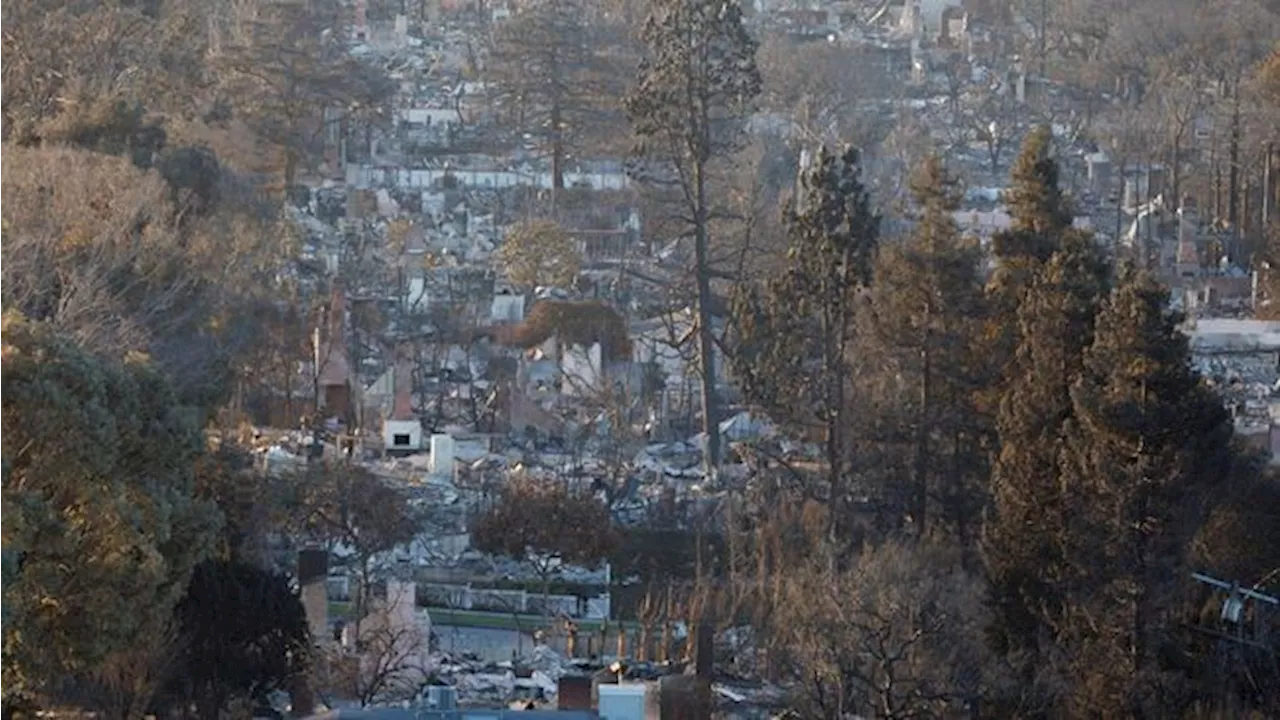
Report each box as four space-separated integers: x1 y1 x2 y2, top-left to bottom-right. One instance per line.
420 583 585 617
324 575 612 619
416 566 483 584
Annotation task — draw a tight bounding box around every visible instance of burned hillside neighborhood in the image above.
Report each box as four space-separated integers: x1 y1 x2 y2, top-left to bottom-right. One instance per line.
3 0 1280 718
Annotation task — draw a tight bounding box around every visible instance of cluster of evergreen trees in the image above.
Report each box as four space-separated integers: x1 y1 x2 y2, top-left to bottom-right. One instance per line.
731 126 1278 716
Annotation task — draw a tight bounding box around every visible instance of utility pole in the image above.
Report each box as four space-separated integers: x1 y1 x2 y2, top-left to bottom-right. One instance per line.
1038 0 1048 80
1187 571 1280 708
1264 142 1274 229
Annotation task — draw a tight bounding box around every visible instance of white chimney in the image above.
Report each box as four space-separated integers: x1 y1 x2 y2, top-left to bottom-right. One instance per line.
429 433 456 477
598 683 648 720
384 579 417 633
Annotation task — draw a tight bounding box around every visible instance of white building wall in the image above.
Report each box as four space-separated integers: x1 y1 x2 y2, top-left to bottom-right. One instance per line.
490 294 526 323
598 684 648 720
633 332 723 389
405 276 429 313
383 419 423 451
429 433 456 477
561 342 604 397
345 163 629 191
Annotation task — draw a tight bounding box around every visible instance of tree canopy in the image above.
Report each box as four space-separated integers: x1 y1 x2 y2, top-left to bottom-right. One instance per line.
165 560 311 720
497 299 632 362
494 219 583 290
2 311 221 708
1053 267 1234 714
867 155 988 540
471 477 616 593
0 144 287 409
486 0 612 189
731 145 879 542
5 0 1280 715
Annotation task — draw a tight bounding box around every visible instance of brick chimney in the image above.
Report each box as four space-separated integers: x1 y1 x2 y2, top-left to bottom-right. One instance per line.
391 344 415 422
557 676 593 711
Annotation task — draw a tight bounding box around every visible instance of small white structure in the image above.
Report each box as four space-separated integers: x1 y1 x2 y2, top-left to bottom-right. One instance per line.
405 275 429 313
383 579 420 636
1175 203 1201 278
597 683 649 720
632 308 727 388
561 342 605 397
384 419 421 454
491 292 526 323
429 433 456 477
346 578 431 691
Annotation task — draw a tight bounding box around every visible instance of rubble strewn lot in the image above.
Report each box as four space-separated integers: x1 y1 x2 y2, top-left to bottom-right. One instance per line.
261 2 1280 716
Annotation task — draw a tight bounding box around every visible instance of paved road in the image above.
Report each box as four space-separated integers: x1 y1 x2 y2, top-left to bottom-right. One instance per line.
432 624 536 663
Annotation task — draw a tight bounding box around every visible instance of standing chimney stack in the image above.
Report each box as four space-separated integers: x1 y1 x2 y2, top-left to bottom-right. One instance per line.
297 548 329 643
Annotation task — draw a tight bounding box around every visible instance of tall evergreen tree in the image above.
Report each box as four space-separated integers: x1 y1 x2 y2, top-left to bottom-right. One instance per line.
982 232 1110 670
166 560 311 720
731 145 879 545
1000 126 1074 240
626 0 761 473
1056 267 1233 715
984 125 1077 388
868 155 987 539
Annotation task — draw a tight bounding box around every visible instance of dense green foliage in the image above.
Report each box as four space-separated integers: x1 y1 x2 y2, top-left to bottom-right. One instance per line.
166 560 311 719
1 312 221 707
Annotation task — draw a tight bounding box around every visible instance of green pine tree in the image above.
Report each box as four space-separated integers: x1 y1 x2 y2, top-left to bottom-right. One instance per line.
982 231 1111 671
731 145 879 546
1055 267 1233 715
984 125 1078 394
868 155 987 540
1001 125 1074 239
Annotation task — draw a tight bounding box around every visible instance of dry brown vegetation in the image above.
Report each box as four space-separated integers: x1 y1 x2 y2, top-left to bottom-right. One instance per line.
495 299 633 362
1 144 285 400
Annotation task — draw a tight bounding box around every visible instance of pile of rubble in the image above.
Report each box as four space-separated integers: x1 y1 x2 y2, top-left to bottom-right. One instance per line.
426 645 567 708
423 640 789 714
1195 354 1278 430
